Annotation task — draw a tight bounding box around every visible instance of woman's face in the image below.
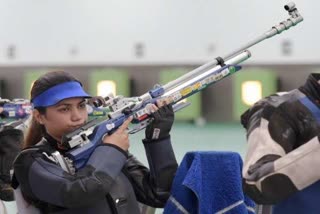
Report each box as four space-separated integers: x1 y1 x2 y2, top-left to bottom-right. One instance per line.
35 97 88 142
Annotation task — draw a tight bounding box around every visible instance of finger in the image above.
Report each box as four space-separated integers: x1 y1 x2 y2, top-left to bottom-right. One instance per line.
150 104 158 113
162 99 168 106
118 116 133 131
156 99 164 108
164 97 171 104
146 104 157 113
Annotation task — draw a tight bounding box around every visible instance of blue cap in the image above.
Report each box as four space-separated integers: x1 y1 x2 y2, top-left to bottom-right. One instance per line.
31 81 91 107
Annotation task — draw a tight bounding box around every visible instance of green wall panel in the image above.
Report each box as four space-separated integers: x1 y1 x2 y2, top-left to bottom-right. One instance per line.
233 69 277 120
89 69 130 97
24 71 46 99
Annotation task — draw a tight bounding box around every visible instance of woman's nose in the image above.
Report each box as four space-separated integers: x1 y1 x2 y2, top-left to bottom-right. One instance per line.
71 109 84 121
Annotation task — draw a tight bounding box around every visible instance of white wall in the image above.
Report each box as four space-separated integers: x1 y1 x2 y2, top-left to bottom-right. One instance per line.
0 0 317 65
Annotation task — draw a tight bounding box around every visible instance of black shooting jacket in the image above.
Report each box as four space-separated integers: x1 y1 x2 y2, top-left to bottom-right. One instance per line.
12 134 178 214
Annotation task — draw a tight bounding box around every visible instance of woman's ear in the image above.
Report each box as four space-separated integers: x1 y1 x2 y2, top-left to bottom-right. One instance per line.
33 109 44 125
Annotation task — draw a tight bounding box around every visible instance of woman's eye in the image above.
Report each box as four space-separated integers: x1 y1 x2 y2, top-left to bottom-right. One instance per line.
79 103 86 109
58 107 69 112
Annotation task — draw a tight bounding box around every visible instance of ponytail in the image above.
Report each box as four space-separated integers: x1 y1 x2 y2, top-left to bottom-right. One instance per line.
23 112 46 149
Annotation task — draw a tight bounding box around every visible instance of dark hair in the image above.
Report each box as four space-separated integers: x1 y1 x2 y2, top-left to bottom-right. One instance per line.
24 71 81 148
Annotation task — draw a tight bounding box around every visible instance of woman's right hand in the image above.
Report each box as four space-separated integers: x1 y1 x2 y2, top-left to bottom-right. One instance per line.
102 116 133 151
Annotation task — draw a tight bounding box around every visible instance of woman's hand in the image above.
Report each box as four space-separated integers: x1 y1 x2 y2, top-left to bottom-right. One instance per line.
102 116 133 151
145 99 175 141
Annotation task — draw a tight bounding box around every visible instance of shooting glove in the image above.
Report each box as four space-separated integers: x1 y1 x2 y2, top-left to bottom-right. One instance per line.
145 104 174 141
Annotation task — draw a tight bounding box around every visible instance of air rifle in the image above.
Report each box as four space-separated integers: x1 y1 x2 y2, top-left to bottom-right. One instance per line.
54 2 303 173
0 98 32 131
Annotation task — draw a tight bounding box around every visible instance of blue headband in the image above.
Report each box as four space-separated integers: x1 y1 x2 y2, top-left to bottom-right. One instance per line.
32 81 91 107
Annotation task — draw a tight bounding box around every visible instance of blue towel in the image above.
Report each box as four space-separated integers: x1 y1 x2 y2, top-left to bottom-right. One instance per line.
164 151 255 214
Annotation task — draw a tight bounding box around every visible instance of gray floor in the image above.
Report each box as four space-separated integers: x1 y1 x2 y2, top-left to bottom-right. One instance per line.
3 122 248 213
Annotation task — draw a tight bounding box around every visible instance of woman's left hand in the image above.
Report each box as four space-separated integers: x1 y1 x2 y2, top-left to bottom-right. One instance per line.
145 99 174 141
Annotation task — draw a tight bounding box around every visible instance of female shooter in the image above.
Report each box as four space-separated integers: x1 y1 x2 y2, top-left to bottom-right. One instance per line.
12 71 177 214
